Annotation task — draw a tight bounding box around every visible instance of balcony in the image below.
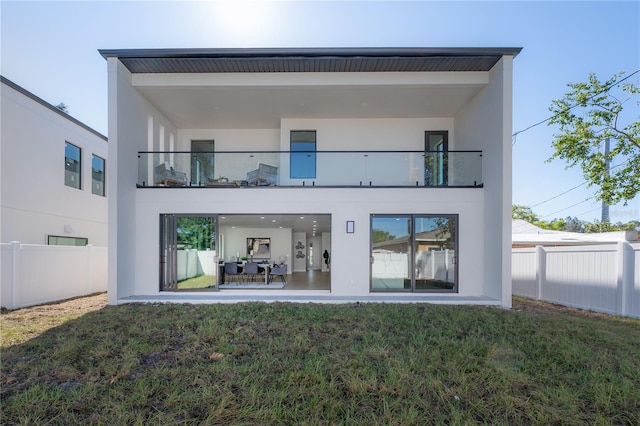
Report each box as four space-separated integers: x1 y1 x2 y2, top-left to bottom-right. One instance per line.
137 151 483 188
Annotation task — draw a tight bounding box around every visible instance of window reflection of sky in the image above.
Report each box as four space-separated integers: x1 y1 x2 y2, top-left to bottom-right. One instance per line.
373 216 447 239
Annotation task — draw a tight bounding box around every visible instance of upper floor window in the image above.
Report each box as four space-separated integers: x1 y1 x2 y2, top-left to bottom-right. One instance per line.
65 142 81 189
92 155 106 196
290 130 316 179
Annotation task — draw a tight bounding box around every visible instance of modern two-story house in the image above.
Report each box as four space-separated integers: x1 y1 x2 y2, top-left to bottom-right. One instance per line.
101 47 520 307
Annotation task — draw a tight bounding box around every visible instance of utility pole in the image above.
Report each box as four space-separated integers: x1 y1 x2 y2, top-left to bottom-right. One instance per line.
601 137 610 223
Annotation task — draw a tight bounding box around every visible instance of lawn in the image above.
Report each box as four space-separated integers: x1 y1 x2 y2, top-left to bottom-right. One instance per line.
1 294 639 425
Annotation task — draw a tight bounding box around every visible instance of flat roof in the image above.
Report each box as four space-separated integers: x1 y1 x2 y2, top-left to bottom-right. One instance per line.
99 47 522 74
1 75 107 141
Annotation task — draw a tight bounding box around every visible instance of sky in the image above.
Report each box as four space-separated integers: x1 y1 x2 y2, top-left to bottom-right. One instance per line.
1 0 639 224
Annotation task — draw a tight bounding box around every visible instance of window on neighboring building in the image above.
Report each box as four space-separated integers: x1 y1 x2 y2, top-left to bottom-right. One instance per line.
290 130 316 179
65 142 81 189
48 235 88 246
92 155 106 196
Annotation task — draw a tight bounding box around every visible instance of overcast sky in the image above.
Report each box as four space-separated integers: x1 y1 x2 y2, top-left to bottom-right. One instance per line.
1 0 638 223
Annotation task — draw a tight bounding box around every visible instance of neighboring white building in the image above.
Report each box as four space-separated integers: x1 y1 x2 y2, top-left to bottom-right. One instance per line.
101 47 520 306
1 76 108 246
512 219 638 247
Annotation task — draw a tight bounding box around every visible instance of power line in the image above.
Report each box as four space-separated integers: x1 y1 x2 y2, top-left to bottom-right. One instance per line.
573 206 602 218
524 160 630 209
540 197 595 219
529 181 588 208
512 69 640 145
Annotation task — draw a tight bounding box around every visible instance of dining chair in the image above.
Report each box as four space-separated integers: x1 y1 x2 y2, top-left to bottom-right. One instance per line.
224 262 242 283
243 262 260 283
269 265 287 285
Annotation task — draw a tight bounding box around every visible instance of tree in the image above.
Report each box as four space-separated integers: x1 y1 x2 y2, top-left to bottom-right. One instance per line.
372 229 396 244
512 205 540 223
547 71 640 206
563 216 585 233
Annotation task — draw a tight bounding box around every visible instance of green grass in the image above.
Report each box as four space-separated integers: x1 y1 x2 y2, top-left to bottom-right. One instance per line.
178 274 216 289
2 298 639 425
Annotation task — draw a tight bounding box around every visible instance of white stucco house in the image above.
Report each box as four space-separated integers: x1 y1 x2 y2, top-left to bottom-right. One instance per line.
1 76 108 246
101 47 520 306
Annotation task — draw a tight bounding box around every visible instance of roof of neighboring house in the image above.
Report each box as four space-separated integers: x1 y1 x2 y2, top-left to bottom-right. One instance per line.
0 75 107 141
98 47 522 74
512 219 638 246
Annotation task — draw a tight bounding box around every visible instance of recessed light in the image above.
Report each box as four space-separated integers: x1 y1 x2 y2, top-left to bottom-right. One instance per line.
260 216 265 219
272 219 276 222
300 216 305 219
221 216 226 219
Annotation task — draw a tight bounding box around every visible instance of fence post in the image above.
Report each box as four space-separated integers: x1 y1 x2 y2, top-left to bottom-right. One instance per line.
10 241 20 310
535 245 545 300
617 242 633 316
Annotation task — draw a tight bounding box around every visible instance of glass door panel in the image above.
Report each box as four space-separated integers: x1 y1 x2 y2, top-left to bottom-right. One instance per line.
425 131 448 186
371 216 412 290
160 215 218 291
414 216 457 291
160 214 177 290
190 140 215 185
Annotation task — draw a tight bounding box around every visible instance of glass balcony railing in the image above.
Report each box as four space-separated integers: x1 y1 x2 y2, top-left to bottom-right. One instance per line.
137 151 483 188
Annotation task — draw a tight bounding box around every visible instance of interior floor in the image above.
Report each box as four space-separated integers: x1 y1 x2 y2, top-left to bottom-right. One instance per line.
284 270 331 290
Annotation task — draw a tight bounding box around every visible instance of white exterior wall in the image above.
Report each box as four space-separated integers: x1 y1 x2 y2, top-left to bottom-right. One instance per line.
108 59 512 306
107 59 178 303
1 80 108 245
132 187 484 298
279 118 453 186
454 56 514 307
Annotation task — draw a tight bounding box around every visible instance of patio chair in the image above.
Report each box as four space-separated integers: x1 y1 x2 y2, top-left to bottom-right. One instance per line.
154 162 187 186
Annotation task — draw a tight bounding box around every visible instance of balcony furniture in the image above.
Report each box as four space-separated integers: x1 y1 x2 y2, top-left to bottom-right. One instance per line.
269 265 287 285
154 163 187 186
246 163 278 186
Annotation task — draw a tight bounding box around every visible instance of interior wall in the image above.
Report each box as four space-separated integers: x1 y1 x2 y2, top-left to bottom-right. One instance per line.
219 226 292 270
293 232 307 272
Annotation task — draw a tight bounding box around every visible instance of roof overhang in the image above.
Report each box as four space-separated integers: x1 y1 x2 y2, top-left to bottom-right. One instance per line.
99 47 522 74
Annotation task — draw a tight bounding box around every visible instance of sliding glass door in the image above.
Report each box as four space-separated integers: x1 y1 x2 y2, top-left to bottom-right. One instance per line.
371 214 457 292
371 216 412 290
160 215 218 291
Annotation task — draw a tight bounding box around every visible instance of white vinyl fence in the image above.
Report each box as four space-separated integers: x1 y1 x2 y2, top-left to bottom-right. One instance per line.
1 242 107 310
372 250 455 281
512 242 640 318
177 249 218 281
